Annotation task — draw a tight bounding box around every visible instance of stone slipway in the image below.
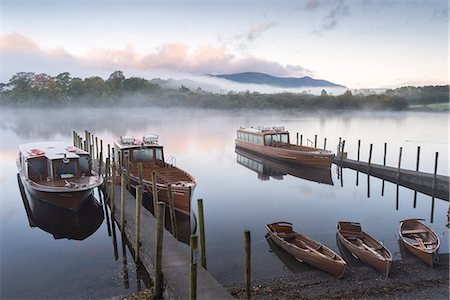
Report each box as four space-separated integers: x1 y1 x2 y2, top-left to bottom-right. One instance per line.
106 182 233 299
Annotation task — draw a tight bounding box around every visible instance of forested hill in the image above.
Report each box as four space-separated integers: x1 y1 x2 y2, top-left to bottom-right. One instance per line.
0 71 448 110
210 72 344 88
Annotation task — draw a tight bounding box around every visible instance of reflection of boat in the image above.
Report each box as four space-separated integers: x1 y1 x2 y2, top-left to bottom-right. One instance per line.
266 222 346 278
399 219 440 267
236 147 333 185
18 174 104 240
17 142 103 210
141 192 196 245
337 222 392 277
235 126 334 168
114 135 196 216
335 233 361 267
266 233 314 273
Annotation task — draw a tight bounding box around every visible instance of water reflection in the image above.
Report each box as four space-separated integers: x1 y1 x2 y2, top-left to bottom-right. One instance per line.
18 174 104 240
235 147 333 185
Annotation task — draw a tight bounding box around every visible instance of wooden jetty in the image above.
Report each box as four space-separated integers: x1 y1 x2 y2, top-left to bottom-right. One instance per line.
333 157 449 201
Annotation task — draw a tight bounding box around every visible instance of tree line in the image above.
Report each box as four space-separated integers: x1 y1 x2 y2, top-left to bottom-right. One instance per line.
1 71 447 110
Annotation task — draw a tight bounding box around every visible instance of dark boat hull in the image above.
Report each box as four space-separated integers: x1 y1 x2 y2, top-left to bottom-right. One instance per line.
236 140 333 168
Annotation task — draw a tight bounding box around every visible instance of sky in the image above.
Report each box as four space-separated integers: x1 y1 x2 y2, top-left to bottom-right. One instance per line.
0 0 448 89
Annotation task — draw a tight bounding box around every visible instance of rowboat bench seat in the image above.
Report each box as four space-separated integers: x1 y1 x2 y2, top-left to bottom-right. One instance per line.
402 229 428 235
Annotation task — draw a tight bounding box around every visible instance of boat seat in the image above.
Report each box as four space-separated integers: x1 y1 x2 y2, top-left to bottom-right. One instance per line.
402 229 427 235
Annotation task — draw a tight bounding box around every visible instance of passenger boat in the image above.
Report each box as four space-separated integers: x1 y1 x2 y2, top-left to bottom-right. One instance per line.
235 126 334 168
17 142 103 210
266 222 347 278
399 218 440 267
114 135 196 216
337 222 392 277
235 147 333 185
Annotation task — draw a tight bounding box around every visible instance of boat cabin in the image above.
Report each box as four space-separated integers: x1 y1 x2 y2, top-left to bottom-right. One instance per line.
236 126 290 146
18 142 92 182
114 134 165 167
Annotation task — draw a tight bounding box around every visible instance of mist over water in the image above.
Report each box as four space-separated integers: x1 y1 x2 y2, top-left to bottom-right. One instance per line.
1 107 448 296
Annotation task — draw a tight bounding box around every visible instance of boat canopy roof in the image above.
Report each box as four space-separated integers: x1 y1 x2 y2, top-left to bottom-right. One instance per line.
115 134 163 150
19 142 88 160
238 126 288 135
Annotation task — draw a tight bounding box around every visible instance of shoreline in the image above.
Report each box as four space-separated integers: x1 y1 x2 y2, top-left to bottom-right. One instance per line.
226 253 449 299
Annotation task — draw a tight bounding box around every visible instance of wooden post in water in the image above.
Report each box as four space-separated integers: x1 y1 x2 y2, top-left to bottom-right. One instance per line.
100 139 103 161
105 158 110 188
340 140 345 162
151 171 158 212
244 230 251 300
357 140 361 161
198 198 207 269
323 138 327 150
154 202 165 299
99 151 103 176
430 152 438 223
126 155 131 190
296 132 299 145
368 144 373 173
95 137 99 159
397 147 403 182
314 134 317 148
107 144 111 177
111 165 116 213
135 185 142 262
167 184 178 239
73 131 76 146
84 130 88 151
120 175 126 231
189 234 198 300
300 134 303 146
383 143 387 166
413 146 421 208
90 144 94 161
138 163 143 187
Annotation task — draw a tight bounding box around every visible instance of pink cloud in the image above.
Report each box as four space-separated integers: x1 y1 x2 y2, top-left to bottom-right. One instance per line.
1 32 313 79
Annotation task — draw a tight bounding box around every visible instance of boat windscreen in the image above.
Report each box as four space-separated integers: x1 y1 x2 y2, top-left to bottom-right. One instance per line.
133 148 154 161
79 155 90 175
53 160 78 179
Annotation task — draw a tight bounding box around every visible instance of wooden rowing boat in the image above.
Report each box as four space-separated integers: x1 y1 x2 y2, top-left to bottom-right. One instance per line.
399 218 440 267
236 126 334 169
266 222 347 278
337 221 392 277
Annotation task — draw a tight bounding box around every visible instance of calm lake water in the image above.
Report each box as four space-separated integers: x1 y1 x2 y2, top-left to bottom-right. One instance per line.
1 108 448 297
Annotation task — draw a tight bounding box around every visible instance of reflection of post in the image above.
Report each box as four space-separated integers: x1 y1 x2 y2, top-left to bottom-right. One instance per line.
135 185 142 262
244 230 251 300
101 189 112 237
413 146 420 208
110 204 119 261
121 233 130 289
367 174 370 198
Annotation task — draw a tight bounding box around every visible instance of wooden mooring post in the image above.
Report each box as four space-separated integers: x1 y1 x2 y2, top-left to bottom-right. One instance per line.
367 144 373 173
198 198 207 269
296 132 299 145
314 134 317 148
413 146 421 208
340 140 345 162
244 230 251 300
397 147 403 182
135 185 142 262
111 165 116 213
431 152 438 223
300 134 303 146
357 140 361 161
151 171 158 211
138 163 143 187
189 234 198 300
120 175 126 231
95 137 99 159
167 184 178 239
323 138 327 150
154 202 165 299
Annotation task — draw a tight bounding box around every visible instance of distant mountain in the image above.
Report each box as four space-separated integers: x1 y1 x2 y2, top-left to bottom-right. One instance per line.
210 72 345 88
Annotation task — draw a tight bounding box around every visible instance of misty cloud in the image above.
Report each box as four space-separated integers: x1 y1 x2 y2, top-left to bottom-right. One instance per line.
300 0 350 34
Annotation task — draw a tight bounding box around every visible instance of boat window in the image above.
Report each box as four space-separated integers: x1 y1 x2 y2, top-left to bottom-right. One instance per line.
79 155 90 174
272 134 281 142
257 136 263 145
133 148 154 161
281 134 289 143
28 158 46 181
264 135 271 145
48 160 53 178
155 148 163 160
53 160 78 179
